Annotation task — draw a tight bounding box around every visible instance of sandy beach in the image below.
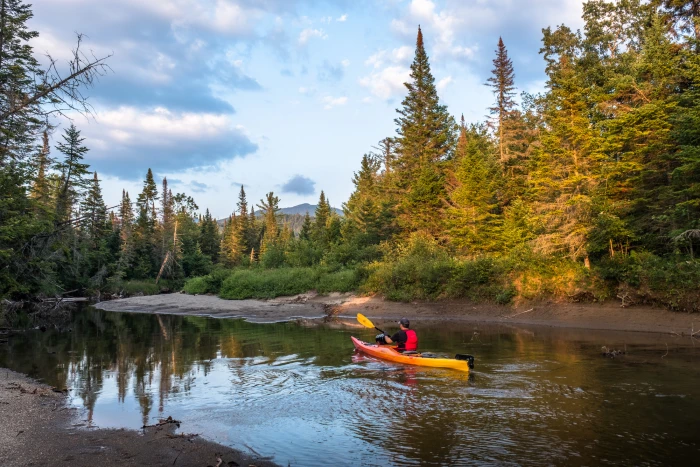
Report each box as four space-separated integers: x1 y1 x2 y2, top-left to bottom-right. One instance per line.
94 292 700 335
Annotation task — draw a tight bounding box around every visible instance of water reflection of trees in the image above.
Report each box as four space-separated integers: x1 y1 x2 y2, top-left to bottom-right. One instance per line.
4 312 696 465
0 308 360 425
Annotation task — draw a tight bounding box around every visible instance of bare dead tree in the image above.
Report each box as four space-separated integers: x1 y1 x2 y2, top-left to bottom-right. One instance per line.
0 33 112 123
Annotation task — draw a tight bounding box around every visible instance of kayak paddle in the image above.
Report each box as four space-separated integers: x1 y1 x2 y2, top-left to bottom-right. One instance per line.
356 313 386 335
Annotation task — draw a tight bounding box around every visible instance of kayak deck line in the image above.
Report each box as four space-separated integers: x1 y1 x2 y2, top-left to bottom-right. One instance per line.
350 336 472 372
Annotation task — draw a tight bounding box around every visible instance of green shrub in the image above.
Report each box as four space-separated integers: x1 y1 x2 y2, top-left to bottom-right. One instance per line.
219 268 318 299
362 257 455 301
317 269 359 293
596 252 700 311
183 276 208 295
203 267 234 294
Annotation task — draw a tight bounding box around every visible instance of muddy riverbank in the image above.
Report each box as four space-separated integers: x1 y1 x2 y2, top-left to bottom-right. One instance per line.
0 368 277 466
94 292 700 335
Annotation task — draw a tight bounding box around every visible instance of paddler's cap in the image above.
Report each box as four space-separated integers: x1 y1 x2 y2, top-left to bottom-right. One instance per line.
398 318 410 328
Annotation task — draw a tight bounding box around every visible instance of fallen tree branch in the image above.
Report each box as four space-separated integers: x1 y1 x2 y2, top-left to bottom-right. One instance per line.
504 308 534 319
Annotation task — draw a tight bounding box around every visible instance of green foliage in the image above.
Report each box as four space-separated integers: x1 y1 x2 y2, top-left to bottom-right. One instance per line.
219 268 315 300
260 242 286 268
596 252 700 311
182 276 208 295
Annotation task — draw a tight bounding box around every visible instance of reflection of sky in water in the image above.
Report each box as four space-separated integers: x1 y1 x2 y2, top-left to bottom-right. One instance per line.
2 309 700 466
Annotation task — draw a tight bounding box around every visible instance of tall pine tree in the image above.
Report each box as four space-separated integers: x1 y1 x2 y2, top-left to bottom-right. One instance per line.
486 37 518 163
393 26 456 236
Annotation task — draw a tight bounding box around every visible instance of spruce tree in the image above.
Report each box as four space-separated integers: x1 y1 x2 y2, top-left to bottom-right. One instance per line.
117 190 134 276
0 0 43 165
257 192 280 247
237 185 251 253
136 168 159 225
81 172 107 241
299 212 312 241
486 37 518 163
445 123 502 254
54 124 91 223
313 190 331 246
199 208 220 263
30 130 51 206
161 177 173 228
219 213 245 266
393 26 455 236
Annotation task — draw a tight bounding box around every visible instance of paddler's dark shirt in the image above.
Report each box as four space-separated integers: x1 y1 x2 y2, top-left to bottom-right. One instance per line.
391 330 408 350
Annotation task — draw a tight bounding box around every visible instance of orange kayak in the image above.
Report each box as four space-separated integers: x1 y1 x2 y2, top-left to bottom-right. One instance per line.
351 336 473 372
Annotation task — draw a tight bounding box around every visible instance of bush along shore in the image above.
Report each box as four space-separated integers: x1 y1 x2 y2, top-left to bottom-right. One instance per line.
183 237 700 312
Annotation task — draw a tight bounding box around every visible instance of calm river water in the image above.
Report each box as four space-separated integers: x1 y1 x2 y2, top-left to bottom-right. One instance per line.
1 308 699 466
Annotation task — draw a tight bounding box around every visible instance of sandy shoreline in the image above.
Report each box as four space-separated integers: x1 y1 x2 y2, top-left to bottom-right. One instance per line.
95 292 700 335
0 368 277 466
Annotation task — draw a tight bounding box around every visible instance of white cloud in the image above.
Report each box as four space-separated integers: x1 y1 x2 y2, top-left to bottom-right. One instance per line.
322 95 348 109
298 28 327 45
341 59 350 67
365 46 413 69
361 45 415 99
437 76 453 91
392 0 477 61
337 14 348 22
125 0 261 36
359 66 410 100
298 86 316 95
94 106 238 144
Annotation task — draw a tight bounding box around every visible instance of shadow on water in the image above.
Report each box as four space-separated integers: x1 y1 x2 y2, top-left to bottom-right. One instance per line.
1 306 700 466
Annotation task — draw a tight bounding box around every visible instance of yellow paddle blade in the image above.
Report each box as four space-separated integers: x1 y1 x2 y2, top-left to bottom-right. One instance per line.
356 313 375 329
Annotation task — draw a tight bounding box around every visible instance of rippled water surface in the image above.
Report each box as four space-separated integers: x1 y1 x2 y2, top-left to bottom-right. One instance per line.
2 308 700 466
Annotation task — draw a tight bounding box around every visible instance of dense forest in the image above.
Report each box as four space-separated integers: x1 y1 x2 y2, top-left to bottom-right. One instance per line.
2 0 699 312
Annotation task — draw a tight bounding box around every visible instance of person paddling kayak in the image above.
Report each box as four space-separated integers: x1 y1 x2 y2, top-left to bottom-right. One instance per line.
376 318 418 353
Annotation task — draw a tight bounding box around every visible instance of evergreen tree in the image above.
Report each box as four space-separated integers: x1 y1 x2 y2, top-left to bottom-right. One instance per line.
313 190 331 246
116 190 135 276
445 123 503 253
199 208 220 263
343 154 386 247
54 124 91 223
299 212 312 241
161 177 173 229
132 169 160 278
136 168 159 225
220 213 244 266
249 205 258 252
236 185 251 253
531 24 603 264
30 130 51 206
393 26 456 236
81 172 107 241
257 191 280 248
486 37 518 163
0 0 43 165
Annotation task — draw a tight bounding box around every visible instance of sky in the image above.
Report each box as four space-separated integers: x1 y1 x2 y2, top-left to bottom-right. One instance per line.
30 0 585 219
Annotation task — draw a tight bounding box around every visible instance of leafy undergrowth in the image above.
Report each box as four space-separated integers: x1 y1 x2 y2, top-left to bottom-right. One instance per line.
183 237 700 311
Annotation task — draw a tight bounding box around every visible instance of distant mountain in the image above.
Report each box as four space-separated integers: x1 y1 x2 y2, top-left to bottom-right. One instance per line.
267 203 343 217
216 203 343 230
